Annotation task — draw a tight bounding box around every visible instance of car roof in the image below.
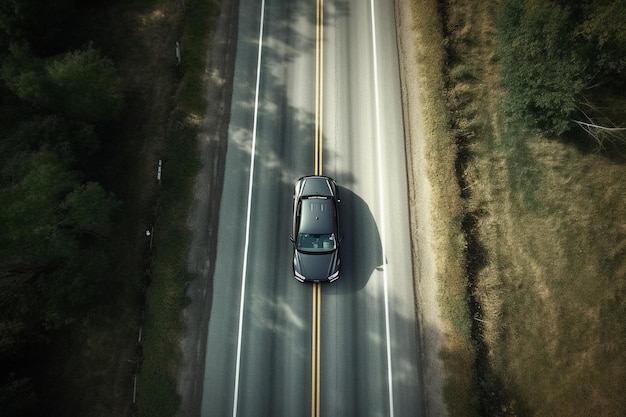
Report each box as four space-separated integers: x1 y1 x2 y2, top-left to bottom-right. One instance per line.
300 197 335 234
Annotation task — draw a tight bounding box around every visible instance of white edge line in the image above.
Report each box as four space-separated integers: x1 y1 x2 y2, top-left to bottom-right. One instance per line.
370 1 395 416
232 0 266 416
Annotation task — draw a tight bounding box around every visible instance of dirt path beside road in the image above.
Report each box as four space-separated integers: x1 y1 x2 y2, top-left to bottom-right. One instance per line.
177 0 239 415
395 1 446 415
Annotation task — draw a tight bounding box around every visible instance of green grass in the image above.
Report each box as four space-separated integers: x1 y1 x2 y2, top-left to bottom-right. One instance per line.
136 2 219 416
177 2 221 115
137 123 200 416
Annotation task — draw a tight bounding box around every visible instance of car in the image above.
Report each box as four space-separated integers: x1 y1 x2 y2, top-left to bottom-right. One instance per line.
290 175 341 282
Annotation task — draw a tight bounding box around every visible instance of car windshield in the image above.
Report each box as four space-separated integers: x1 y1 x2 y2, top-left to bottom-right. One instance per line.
297 233 336 253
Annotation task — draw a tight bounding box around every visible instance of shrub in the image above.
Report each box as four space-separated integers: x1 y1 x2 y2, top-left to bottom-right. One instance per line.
498 0 588 136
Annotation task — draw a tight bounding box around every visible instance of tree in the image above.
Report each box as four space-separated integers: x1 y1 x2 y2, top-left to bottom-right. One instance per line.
571 0 626 147
499 0 588 136
0 42 48 111
0 1 128 414
0 150 78 270
60 182 120 237
0 151 120 331
0 150 120 413
1 44 124 123
1 116 98 165
45 46 125 123
576 0 626 74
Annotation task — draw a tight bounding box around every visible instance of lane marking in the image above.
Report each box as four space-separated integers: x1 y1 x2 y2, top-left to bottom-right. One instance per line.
311 283 322 417
312 0 323 416
314 0 324 174
369 0 395 416
232 0 266 416
311 2 394 417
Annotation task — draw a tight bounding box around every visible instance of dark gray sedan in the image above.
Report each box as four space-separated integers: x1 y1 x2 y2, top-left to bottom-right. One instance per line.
290 175 341 282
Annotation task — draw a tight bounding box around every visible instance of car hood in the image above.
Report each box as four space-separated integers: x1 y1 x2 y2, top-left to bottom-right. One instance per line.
294 250 340 282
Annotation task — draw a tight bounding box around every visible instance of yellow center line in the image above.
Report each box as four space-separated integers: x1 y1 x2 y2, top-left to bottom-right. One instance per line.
314 0 324 176
312 0 323 416
311 282 321 417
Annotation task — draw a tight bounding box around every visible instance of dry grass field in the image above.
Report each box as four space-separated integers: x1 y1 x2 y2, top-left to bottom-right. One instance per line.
402 0 477 415
408 0 626 415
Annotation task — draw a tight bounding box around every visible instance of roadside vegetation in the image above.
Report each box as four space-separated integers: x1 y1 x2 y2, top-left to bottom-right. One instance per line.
136 1 220 416
0 0 217 416
0 2 125 415
410 0 626 415
402 0 476 415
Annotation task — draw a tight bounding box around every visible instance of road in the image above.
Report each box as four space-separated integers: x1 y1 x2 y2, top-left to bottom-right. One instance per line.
197 0 423 415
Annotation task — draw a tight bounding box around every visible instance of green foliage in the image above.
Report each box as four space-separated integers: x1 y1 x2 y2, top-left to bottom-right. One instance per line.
61 182 121 237
0 4 126 413
0 150 120 412
0 151 120 318
46 47 124 122
498 0 626 137
0 43 47 107
498 0 588 136
576 0 626 74
42 249 111 329
2 44 124 123
7 116 99 161
0 151 78 264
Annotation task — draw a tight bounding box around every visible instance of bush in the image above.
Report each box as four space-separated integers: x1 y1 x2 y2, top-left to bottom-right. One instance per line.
498 0 588 136
498 0 626 139
2 44 124 123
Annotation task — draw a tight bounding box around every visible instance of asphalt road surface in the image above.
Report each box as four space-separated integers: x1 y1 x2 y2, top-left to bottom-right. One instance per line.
199 0 423 416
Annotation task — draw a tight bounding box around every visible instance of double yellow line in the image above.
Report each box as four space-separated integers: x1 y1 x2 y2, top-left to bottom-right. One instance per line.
311 283 322 417
311 0 324 416
314 0 324 175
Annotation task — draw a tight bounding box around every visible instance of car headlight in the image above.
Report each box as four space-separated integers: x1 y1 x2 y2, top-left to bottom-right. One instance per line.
328 270 339 282
294 270 306 282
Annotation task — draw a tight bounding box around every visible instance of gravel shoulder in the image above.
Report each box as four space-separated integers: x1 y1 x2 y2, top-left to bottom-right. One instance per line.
395 1 446 415
177 0 238 415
